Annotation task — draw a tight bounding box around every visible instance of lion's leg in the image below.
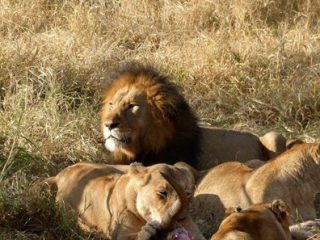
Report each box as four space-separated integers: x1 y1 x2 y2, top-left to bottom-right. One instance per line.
112 210 145 240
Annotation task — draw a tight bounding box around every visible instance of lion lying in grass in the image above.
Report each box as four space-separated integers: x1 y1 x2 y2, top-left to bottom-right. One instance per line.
193 143 320 235
45 162 204 240
198 128 287 169
100 62 287 169
211 200 292 240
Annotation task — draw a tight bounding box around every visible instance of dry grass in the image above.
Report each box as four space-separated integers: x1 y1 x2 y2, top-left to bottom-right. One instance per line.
0 0 319 239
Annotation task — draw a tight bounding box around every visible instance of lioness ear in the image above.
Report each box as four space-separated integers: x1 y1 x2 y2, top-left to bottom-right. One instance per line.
224 206 242 217
271 199 291 220
128 163 145 175
286 138 304 149
174 161 198 182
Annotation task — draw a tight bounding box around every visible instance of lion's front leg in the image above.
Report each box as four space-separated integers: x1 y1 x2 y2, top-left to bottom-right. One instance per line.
111 210 147 240
136 220 164 240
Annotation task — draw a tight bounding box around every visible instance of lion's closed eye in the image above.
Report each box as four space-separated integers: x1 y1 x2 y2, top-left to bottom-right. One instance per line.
157 190 168 199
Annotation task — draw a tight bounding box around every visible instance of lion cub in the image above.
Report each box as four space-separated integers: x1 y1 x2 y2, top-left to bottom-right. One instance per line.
211 200 292 240
45 162 204 240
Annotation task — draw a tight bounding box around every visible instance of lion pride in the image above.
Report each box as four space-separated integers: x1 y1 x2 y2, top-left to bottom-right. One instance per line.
211 200 292 240
100 62 287 169
192 143 320 236
45 162 205 240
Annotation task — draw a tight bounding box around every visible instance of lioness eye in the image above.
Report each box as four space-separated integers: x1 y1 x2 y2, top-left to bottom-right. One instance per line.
157 191 168 199
186 191 192 199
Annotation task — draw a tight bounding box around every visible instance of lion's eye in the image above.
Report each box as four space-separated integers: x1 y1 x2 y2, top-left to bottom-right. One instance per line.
128 103 139 112
186 191 192 199
157 191 168 199
128 103 137 108
108 102 113 110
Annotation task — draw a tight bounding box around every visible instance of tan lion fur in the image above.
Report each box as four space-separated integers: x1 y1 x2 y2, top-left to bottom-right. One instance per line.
193 143 320 235
101 62 287 170
211 200 292 240
198 127 287 169
45 162 205 240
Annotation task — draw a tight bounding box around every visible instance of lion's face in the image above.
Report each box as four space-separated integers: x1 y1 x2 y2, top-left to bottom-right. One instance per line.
101 63 200 167
136 171 181 226
101 71 178 164
101 85 152 160
133 164 193 228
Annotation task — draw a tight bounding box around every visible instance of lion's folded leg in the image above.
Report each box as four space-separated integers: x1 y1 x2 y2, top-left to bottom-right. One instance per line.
136 221 163 240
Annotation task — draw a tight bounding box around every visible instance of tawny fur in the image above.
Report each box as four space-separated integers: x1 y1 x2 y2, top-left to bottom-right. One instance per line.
101 62 287 170
45 162 205 240
211 200 292 240
198 127 287 169
193 143 320 235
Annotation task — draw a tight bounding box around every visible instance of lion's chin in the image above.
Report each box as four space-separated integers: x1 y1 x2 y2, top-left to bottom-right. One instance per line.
104 136 132 152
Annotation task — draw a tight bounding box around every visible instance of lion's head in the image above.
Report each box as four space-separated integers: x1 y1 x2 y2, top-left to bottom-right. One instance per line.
101 62 201 166
131 164 189 228
212 200 291 240
123 163 201 239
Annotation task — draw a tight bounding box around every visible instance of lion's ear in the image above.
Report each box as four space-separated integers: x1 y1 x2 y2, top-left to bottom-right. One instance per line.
271 199 291 221
224 206 242 217
313 144 320 164
128 163 145 175
286 138 304 149
174 162 198 183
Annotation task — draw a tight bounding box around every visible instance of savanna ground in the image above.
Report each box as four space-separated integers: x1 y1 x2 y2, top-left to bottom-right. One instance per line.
0 0 319 239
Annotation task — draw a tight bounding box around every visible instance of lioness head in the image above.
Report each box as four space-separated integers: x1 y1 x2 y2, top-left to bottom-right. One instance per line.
101 62 200 166
130 163 195 228
213 200 292 240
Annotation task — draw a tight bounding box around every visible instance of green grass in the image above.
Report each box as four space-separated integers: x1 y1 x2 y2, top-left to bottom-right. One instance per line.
0 0 319 238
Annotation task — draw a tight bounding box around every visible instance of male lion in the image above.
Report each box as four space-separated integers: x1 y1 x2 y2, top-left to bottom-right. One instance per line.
193 143 320 236
101 62 287 169
45 162 205 240
211 200 292 240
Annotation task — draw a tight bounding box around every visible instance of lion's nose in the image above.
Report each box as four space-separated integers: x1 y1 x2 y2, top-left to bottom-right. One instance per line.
105 121 120 130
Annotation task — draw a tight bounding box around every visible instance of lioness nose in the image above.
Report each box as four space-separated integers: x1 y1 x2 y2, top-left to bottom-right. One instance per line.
105 121 120 130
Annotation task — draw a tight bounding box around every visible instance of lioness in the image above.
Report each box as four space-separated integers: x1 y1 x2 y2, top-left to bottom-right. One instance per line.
45 162 204 240
193 143 320 235
211 200 292 240
101 62 287 169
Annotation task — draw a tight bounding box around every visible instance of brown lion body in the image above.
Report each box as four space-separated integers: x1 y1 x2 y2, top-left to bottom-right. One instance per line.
193 143 320 235
45 162 204 240
101 63 287 170
211 200 292 240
